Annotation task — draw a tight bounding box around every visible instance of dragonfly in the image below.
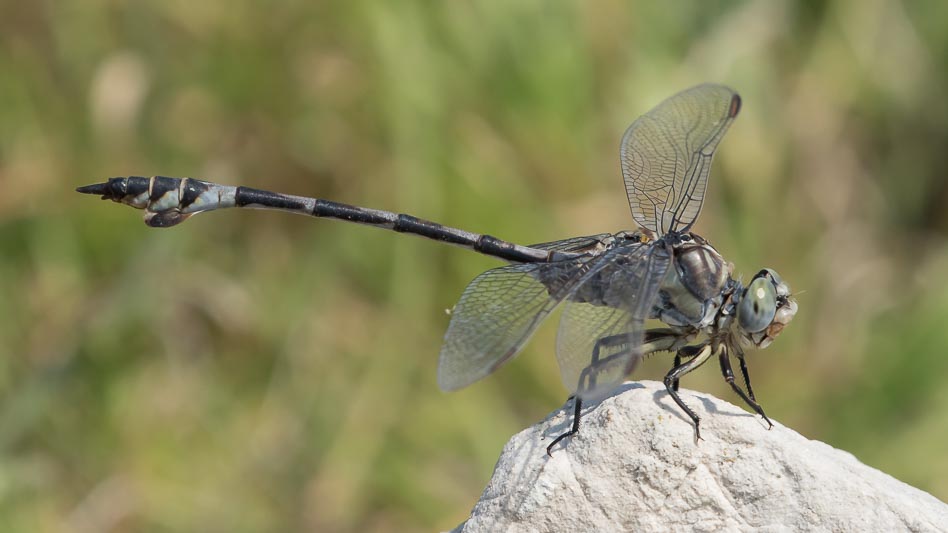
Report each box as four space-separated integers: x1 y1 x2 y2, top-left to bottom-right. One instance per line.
77 83 797 455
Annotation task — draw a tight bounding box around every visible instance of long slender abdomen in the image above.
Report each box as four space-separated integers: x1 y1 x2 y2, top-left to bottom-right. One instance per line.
77 175 568 263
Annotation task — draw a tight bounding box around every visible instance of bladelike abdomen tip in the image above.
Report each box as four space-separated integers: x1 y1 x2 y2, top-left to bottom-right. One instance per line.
76 182 113 197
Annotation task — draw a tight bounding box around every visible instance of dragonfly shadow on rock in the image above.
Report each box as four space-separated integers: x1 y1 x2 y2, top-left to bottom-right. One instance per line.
696 394 756 420
651 388 759 432
651 388 696 426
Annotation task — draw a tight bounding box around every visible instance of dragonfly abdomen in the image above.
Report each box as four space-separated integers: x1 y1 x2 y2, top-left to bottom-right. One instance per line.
77 175 575 263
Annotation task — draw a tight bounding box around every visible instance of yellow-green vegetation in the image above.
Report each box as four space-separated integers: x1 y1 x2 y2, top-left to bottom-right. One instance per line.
2 1 947 531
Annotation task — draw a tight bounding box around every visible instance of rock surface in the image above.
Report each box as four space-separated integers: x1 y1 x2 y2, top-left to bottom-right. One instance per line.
453 381 948 532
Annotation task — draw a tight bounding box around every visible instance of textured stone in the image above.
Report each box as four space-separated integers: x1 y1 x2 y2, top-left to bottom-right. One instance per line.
453 381 948 532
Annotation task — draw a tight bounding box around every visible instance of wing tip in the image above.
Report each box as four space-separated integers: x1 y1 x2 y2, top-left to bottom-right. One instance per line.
728 93 742 118
436 369 473 393
436 375 457 392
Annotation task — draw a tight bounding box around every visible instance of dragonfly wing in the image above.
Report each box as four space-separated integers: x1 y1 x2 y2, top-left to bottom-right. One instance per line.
438 255 597 391
555 243 672 401
620 84 741 234
556 303 634 400
529 233 613 253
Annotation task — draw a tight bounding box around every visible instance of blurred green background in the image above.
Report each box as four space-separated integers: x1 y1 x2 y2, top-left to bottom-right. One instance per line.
2 0 948 531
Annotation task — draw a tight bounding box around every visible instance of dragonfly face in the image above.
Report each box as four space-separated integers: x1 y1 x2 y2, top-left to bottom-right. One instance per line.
653 233 732 329
733 268 797 350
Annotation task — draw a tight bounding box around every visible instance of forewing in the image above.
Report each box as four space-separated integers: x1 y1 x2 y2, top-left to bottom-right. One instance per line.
555 243 671 401
529 233 612 253
437 256 593 391
620 84 741 234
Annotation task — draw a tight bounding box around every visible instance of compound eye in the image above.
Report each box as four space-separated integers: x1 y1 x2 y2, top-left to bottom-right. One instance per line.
738 276 777 333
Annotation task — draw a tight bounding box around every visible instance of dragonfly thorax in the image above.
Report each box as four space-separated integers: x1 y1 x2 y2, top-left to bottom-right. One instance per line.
653 233 733 330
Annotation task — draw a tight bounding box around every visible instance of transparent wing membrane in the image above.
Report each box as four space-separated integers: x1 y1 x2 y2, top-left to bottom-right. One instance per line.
555 244 671 400
529 234 612 253
437 256 595 391
556 302 634 399
620 84 740 234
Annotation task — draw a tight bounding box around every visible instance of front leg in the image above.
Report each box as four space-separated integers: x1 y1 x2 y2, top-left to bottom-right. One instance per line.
737 354 757 402
719 345 773 429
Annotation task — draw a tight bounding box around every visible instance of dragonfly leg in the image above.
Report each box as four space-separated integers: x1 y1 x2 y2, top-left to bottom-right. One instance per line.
548 329 684 455
719 346 773 429
585 333 630 391
546 396 583 457
576 329 685 397
737 353 757 402
547 334 628 456
663 342 714 441
580 329 684 394
670 343 706 392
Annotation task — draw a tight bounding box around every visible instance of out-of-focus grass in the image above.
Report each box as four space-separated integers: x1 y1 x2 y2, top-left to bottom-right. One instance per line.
1 1 947 531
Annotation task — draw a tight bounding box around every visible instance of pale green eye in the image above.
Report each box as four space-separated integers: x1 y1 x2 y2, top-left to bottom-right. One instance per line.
738 276 777 333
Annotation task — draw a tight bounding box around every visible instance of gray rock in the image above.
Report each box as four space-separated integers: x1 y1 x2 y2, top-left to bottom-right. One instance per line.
453 381 948 532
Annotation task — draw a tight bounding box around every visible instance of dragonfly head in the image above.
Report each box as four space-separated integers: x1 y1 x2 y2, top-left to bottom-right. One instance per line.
733 268 797 349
